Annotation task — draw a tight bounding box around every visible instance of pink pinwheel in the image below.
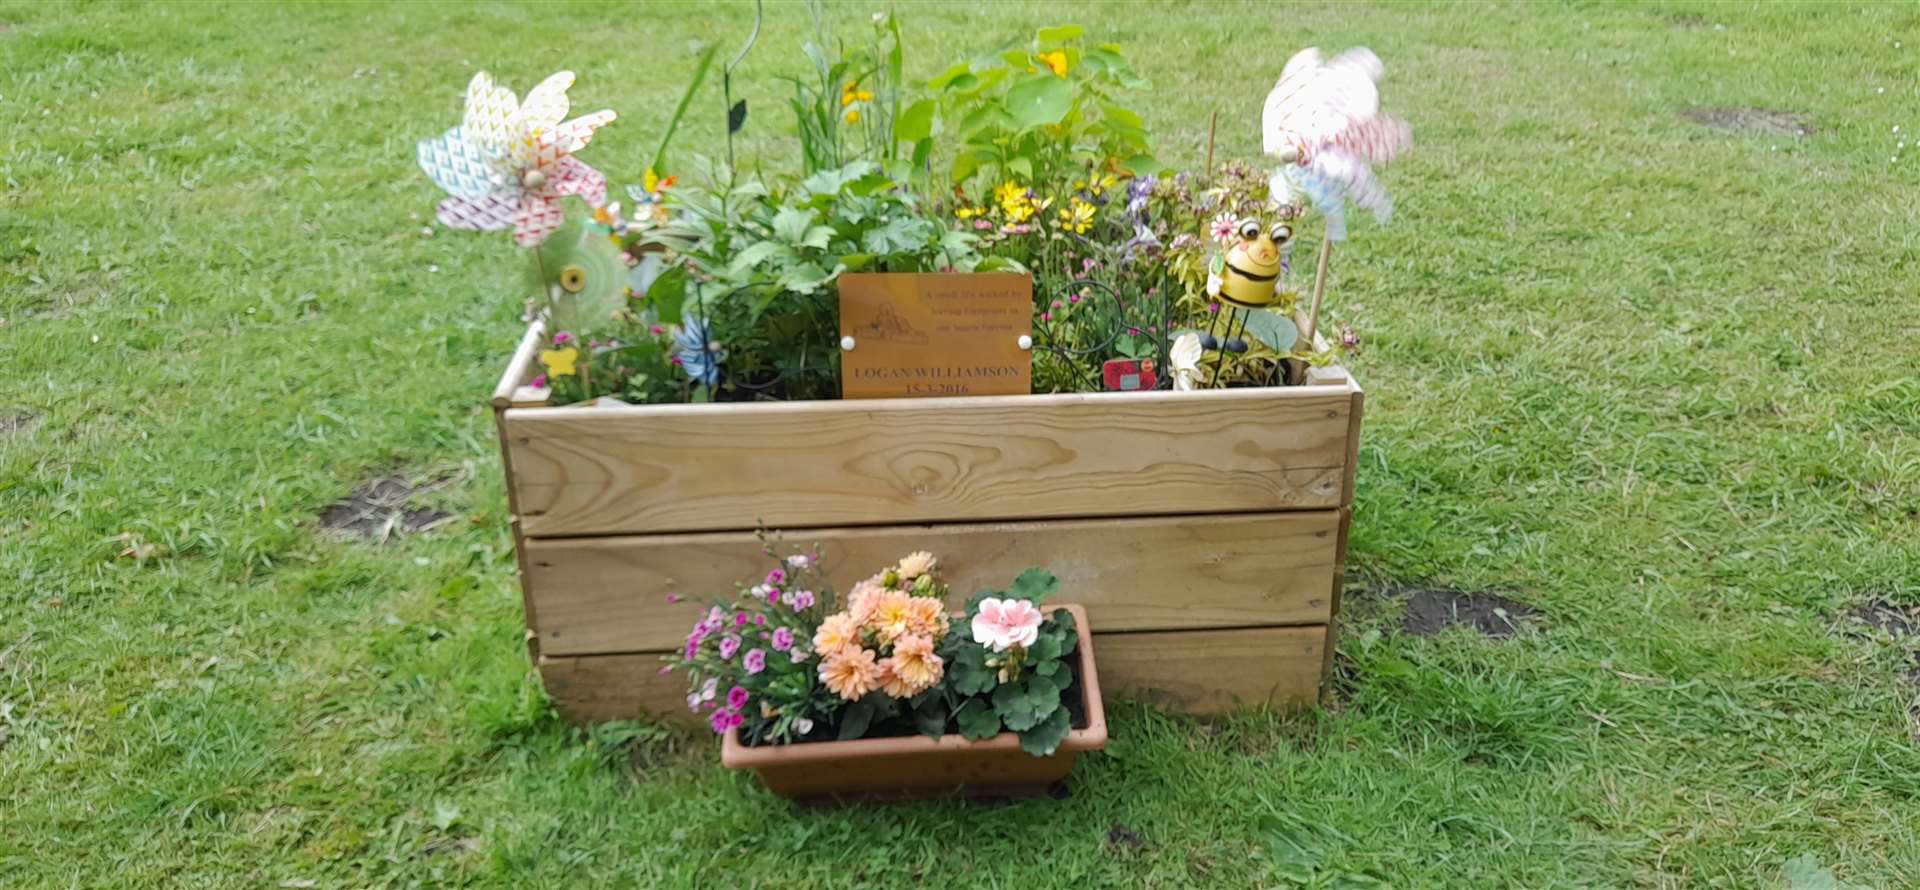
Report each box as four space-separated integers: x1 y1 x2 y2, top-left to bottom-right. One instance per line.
417 71 616 247
1261 48 1411 241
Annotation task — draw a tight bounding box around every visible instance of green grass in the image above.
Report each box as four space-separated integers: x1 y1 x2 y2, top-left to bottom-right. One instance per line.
4 1 1919 886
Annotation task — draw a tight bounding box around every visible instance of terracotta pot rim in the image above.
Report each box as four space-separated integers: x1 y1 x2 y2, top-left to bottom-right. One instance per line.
721 603 1106 768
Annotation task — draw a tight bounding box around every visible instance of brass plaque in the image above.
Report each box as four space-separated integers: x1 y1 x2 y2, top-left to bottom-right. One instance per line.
838 272 1033 399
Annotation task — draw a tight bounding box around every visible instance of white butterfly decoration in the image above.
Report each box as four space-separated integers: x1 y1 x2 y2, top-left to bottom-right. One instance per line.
1262 48 1411 241
1168 331 1204 391
417 71 617 247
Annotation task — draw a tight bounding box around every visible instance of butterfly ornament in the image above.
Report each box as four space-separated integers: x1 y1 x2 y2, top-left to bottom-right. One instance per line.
418 71 616 247
1262 48 1411 242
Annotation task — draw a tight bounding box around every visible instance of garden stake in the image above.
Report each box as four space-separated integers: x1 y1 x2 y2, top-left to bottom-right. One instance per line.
1302 224 1334 347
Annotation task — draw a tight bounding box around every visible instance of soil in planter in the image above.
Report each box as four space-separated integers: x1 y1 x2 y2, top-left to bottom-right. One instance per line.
743 650 1090 748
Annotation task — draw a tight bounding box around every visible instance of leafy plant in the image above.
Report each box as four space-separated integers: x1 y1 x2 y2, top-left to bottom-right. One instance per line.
637 158 983 399
918 568 1082 756
925 25 1159 199
783 4 913 176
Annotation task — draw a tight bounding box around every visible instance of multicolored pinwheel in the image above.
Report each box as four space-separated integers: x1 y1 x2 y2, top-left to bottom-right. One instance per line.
1261 47 1411 241
417 71 617 247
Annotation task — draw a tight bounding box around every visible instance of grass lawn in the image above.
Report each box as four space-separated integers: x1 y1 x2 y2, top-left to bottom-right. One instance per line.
4 1 1919 886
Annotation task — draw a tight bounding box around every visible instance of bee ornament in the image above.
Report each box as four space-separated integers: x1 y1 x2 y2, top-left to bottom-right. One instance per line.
1201 213 1299 378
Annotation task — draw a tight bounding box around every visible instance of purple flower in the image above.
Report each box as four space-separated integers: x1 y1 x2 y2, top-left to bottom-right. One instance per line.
726 685 749 710
744 649 766 674
1208 302 1222 315
771 627 795 651
765 568 786 586
784 589 816 610
718 635 741 660
754 614 766 626
1067 293 1081 304
530 374 548 388
551 331 574 346
766 587 782 606
682 637 699 661
709 708 733 734
734 612 749 628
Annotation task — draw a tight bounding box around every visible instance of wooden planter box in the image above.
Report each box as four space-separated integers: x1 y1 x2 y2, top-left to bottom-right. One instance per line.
721 604 1106 800
489 322 1362 725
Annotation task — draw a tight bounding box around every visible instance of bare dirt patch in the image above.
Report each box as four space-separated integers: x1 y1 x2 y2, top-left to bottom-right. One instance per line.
1844 600 1918 639
1 410 39 437
1398 587 1537 638
1682 107 1813 137
318 471 459 543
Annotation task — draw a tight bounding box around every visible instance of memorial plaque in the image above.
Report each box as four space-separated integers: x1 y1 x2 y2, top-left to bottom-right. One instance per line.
837 272 1033 399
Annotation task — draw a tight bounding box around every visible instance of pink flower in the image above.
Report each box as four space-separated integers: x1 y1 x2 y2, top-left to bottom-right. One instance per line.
1041 312 1052 322
726 685 749 711
1208 302 1221 315
771 627 795 651
744 649 766 674
766 587 782 606
530 374 549 388
709 708 733 734
686 693 702 712
753 614 766 626
970 598 1043 652
552 331 574 346
734 612 749 628
765 568 786 586
664 592 682 603
787 589 816 610
649 324 667 335
669 355 684 366
718 635 741 660
682 637 699 661
786 554 812 569
789 645 810 664
657 665 672 676
1067 293 1080 304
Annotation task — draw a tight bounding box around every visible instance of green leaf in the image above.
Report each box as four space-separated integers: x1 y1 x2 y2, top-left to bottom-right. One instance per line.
954 698 1001 741
1097 100 1143 131
838 252 877 272
1017 704 1071 756
911 695 948 741
1035 24 1084 45
650 45 717 173
948 644 997 696
800 160 881 197
951 151 981 184
725 240 786 277
770 206 814 245
928 62 973 90
777 261 837 295
1003 74 1074 129
1007 156 1033 181
645 265 688 325
1032 657 1061 677
1029 630 1063 662
1008 568 1059 603
896 98 936 144
1242 310 1301 354
837 698 876 741
992 676 1059 732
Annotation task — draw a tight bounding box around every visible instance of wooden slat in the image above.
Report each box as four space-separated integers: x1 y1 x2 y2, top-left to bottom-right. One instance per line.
491 321 548 409
526 511 1342 656
1096 626 1324 714
503 384 1357 536
539 624 1325 725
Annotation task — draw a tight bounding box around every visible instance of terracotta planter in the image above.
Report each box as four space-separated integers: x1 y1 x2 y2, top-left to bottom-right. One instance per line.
720 604 1107 800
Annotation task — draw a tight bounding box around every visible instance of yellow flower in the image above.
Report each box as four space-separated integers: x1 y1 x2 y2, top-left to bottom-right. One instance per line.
955 206 975 220
1037 50 1069 77
841 91 858 107
538 346 579 377
994 180 1036 223
844 108 861 124
642 166 660 193
1058 197 1096 234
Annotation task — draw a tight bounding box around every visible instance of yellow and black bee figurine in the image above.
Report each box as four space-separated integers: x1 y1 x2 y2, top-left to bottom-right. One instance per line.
1202 216 1295 381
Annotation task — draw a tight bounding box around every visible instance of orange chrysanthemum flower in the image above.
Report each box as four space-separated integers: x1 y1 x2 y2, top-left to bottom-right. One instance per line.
812 613 860 657
820 647 883 700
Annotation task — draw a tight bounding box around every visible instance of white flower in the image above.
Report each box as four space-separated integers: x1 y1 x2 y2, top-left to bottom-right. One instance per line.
794 717 815 734
970 597 1044 652
787 553 812 569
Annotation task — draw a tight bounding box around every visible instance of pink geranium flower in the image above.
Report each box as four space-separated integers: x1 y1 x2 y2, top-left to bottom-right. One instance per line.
970 598 1043 652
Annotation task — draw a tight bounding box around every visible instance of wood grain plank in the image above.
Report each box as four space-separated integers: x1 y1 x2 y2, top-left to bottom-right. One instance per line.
1096 626 1324 715
491 321 547 409
503 385 1354 536
526 511 1342 656
538 625 1326 725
